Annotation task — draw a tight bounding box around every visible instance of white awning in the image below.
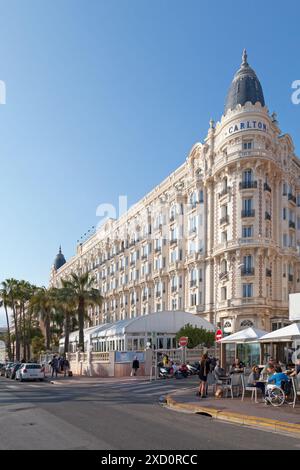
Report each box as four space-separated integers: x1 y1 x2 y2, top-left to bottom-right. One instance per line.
259 323 300 342
60 310 215 344
219 327 268 344
90 310 215 339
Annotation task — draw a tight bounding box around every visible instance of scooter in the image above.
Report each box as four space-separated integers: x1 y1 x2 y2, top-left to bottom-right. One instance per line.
186 363 199 375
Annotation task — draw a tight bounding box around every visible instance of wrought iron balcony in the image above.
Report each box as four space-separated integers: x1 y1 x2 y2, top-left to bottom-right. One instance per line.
220 215 229 225
264 183 271 193
266 269 272 277
190 280 197 287
289 220 296 229
241 210 255 218
241 267 255 276
288 194 297 204
218 188 229 198
239 181 257 190
265 212 271 221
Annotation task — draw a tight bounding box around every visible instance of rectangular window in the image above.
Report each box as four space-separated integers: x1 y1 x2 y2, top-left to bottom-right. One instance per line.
243 199 252 211
243 284 253 298
283 208 287 220
283 183 287 196
242 226 253 238
221 287 227 300
243 141 252 150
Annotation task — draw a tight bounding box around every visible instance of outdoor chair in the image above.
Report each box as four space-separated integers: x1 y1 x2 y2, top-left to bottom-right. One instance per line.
213 371 234 399
291 376 300 408
241 374 260 403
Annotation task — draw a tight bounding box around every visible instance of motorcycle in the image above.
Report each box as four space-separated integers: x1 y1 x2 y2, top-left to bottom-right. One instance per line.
186 363 199 375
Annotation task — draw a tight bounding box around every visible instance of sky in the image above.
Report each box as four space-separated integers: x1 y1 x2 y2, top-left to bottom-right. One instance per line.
0 0 300 325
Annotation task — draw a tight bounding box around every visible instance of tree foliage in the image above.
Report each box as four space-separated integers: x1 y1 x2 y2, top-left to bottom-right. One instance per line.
175 324 215 349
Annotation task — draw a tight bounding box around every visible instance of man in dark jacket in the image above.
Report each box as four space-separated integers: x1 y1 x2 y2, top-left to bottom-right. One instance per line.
131 357 140 376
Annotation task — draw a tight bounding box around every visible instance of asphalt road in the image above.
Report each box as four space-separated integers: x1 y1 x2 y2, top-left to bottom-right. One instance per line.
0 376 299 450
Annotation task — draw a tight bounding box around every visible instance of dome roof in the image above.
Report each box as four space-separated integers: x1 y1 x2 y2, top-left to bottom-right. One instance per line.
224 50 265 114
53 246 66 270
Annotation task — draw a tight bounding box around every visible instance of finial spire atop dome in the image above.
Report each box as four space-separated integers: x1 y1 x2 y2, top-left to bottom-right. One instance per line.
241 48 248 67
224 50 265 114
53 245 66 271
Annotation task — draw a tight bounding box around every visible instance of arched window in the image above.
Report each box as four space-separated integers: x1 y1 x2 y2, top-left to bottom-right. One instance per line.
240 319 254 328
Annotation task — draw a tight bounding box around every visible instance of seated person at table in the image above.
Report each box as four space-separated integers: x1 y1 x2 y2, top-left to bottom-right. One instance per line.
230 358 244 374
248 366 265 394
288 359 300 377
261 357 277 377
267 366 289 389
214 361 229 381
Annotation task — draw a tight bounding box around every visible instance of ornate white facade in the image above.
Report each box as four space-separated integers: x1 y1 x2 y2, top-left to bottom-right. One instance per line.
50 52 300 333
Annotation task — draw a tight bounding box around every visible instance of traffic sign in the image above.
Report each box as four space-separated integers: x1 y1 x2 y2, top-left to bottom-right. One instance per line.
179 336 188 347
215 329 223 342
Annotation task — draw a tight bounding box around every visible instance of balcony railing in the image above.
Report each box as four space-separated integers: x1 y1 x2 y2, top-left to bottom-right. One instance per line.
170 239 178 245
289 220 296 229
155 291 161 298
289 274 294 282
266 269 272 277
171 286 178 293
239 181 257 190
219 271 228 280
241 210 255 218
169 215 175 222
265 211 271 221
288 194 297 204
190 280 197 287
218 188 229 198
220 215 229 225
241 267 255 276
155 247 161 253
142 295 147 302
264 183 272 193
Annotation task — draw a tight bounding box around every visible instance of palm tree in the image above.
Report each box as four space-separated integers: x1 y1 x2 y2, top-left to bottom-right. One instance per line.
54 284 77 354
62 272 103 352
16 280 36 361
4 279 20 360
0 282 12 360
30 287 56 350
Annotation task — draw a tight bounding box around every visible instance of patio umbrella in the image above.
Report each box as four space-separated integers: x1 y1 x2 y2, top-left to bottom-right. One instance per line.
259 323 300 342
219 327 268 344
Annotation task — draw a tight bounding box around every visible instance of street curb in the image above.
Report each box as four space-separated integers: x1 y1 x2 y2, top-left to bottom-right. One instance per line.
165 395 300 437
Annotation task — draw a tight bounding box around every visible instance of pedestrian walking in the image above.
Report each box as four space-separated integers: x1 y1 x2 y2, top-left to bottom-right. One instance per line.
63 357 70 377
50 355 59 378
197 353 210 398
131 356 140 377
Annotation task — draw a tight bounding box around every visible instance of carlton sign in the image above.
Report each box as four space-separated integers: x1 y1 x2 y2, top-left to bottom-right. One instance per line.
227 120 268 136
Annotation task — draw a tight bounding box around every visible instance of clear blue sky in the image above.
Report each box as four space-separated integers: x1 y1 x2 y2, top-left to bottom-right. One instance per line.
0 0 300 324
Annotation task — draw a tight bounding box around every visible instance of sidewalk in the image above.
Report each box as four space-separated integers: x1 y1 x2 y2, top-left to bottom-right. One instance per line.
166 386 300 437
45 374 150 385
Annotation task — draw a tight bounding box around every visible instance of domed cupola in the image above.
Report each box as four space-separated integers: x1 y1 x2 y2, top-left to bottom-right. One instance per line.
224 49 265 115
53 246 66 271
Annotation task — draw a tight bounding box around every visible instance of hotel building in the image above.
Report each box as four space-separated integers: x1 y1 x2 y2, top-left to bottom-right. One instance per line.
50 51 300 335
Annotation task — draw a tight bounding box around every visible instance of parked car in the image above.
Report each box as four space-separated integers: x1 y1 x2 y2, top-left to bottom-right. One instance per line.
1 362 14 377
5 363 17 378
9 363 22 379
15 363 45 382
0 363 5 376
